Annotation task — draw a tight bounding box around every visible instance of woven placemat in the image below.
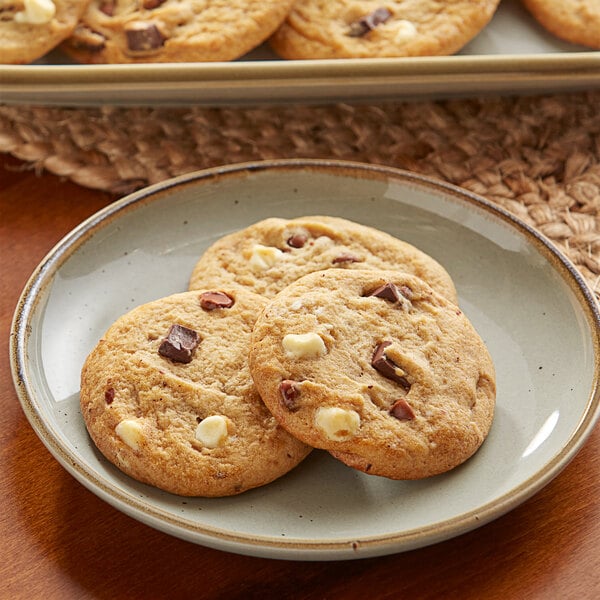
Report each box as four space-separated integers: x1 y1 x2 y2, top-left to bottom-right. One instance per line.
1 92 599 298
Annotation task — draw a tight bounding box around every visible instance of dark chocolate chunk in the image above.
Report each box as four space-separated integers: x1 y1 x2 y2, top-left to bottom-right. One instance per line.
142 0 166 8
332 254 362 264
279 380 301 410
199 291 234 310
390 398 415 421
287 233 308 248
104 387 115 404
371 341 411 390
158 324 200 364
367 282 402 303
348 7 392 37
125 22 165 52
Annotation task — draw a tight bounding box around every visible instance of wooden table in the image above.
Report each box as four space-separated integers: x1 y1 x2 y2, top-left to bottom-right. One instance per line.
1 153 599 599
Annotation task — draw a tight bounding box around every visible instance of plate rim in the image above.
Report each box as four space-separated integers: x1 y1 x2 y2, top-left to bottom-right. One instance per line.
10 158 600 559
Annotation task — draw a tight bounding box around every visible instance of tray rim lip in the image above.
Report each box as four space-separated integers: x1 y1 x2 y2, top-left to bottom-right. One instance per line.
3 52 599 106
3 52 600 83
9 158 600 559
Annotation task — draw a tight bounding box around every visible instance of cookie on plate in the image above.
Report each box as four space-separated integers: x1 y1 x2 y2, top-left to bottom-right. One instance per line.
521 0 600 49
80 288 311 497
61 0 296 63
0 0 91 64
249 269 496 480
269 0 501 59
188 216 458 303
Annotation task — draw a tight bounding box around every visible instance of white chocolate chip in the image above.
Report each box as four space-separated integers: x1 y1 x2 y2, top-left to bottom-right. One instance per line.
115 419 144 451
195 415 229 448
249 244 283 270
15 0 56 24
282 332 327 358
391 19 417 43
315 407 360 441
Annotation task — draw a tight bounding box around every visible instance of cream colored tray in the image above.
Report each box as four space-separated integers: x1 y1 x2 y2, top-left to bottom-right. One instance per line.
1 0 599 106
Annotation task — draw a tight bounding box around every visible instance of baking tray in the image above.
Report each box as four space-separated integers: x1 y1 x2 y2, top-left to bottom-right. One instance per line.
1 0 599 106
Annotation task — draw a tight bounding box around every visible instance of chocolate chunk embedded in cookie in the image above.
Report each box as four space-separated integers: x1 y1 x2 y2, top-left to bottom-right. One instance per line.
80 288 311 497
248 269 496 480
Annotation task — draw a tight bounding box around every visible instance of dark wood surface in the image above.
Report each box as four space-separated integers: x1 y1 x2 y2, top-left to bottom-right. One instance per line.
1 154 599 599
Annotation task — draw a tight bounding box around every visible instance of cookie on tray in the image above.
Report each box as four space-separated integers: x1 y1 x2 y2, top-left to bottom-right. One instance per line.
521 0 600 49
269 0 501 59
0 0 91 64
61 0 296 63
188 216 458 303
248 269 496 480
80 288 311 497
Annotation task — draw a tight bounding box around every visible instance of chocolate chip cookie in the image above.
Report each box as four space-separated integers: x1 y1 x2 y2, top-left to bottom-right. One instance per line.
269 0 501 59
521 0 600 48
80 288 311 497
0 0 91 64
248 269 496 480
61 0 296 63
188 216 458 303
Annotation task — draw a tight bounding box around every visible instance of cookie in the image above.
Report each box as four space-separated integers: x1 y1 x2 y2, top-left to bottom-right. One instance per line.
269 0 501 59
0 0 91 64
248 269 496 480
189 216 458 303
521 0 600 49
80 288 311 497
61 0 296 63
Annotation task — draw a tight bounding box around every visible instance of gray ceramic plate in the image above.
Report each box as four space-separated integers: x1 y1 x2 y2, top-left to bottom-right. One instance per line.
11 159 600 560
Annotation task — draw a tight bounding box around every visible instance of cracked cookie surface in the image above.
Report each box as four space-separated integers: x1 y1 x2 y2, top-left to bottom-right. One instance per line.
269 0 501 59
248 269 496 480
188 215 458 303
80 288 311 497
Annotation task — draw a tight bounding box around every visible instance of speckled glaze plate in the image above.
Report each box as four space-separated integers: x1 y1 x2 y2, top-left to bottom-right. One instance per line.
11 159 600 560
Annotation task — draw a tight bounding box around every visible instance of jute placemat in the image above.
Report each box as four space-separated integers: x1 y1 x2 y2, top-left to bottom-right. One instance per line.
1 92 599 298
